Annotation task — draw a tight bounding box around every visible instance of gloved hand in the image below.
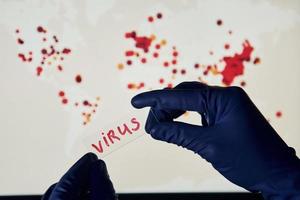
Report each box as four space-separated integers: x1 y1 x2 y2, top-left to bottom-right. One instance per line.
42 153 117 200
131 81 300 199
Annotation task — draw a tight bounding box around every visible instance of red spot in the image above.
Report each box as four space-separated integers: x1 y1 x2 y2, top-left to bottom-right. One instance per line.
57 65 63 71
153 52 159 58
276 111 282 118
167 83 173 88
163 61 169 67
253 57 261 65
43 38 47 42
125 50 134 57
181 69 186 75
59 91 65 97
75 75 82 83
173 51 178 57
240 81 246 87
126 31 152 53
83 100 89 106
29 51 33 55
221 40 254 86
62 48 71 54
148 16 154 22
217 19 223 26
155 44 161 49
36 66 43 76
37 26 46 33
62 98 68 104
172 59 177 65
127 83 134 89
224 43 230 49
172 69 177 74
139 82 145 88
18 53 26 62
15 29 20 33
141 58 147 63
157 13 163 19
194 63 200 69
41 49 47 54
203 70 208 76
159 78 164 84
17 38 24 45
126 60 132 65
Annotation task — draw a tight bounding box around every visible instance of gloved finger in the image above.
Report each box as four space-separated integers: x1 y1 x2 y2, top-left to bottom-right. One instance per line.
90 160 117 200
131 89 207 113
48 153 98 200
42 183 57 200
149 121 211 152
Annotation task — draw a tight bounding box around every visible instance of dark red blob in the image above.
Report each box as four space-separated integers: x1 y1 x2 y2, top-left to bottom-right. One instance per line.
253 57 261 65
18 53 26 62
37 26 46 33
167 83 173 88
221 40 254 86
172 69 177 74
153 52 159 58
59 91 65 97
155 44 160 49
43 38 47 42
126 60 132 65
125 31 136 39
203 70 208 76
224 44 230 49
217 19 223 26
41 48 47 54
148 16 154 22
83 100 89 106
125 31 152 53
276 111 282 118
75 75 82 83
17 38 24 44
125 50 134 57
172 59 177 65
15 29 20 34
240 81 246 87
36 66 43 76
62 98 68 104
57 65 63 71
181 69 186 75
158 78 164 84
163 61 169 67
194 63 200 69
139 82 145 88
173 51 178 57
157 13 163 19
141 58 147 63
62 48 71 54
127 83 134 89
53 35 59 43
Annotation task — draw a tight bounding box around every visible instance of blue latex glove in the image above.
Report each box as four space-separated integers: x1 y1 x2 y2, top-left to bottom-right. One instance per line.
131 81 300 199
42 153 117 200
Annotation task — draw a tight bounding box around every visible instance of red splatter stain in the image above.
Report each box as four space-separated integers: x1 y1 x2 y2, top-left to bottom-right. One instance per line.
276 111 282 118
148 16 154 22
15 29 20 33
18 53 26 62
59 91 65 97
83 100 90 106
62 98 68 104
125 31 152 53
224 43 230 49
159 78 164 84
153 52 159 58
240 81 246 87
62 48 71 54
157 13 163 19
141 58 147 63
75 74 82 83
217 19 223 26
181 69 186 75
125 50 134 56
36 66 43 76
172 59 177 65
163 61 169 67
221 40 253 86
253 57 261 65
194 63 200 69
173 51 178 57
57 65 63 71
126 60 132 65
172 69 177 74
17 38 24 45
37 26 46 33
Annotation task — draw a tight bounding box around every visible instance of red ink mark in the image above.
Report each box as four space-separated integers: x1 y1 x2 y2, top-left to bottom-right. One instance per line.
194 63 200 69
127 83 134 89
224 43 230 49
83 100 89 106
141 58 147 63
62 98 68 104
75 74 82 83
41 49 47 54
181 69 186 75
159 78 164 84
125 50 134 57
17 38 24 45
15 29 19 34
276 111 282 118
167 83 173 88
163 61 169 67
221 40 253 86
62 48 71 54
172 69 177 74
18 53 26 62
148 16 154 22
57 65 63 71
153 52 159 58
155 44 161 49
36 66 43 76
157 13 163 19
172 59 177 65
59 91 65 97
173 51 178 57
126 60 132 65
125 31 152 52
217 19 223 26
240 81 246 87
37 26 46 33
253 57 261 65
